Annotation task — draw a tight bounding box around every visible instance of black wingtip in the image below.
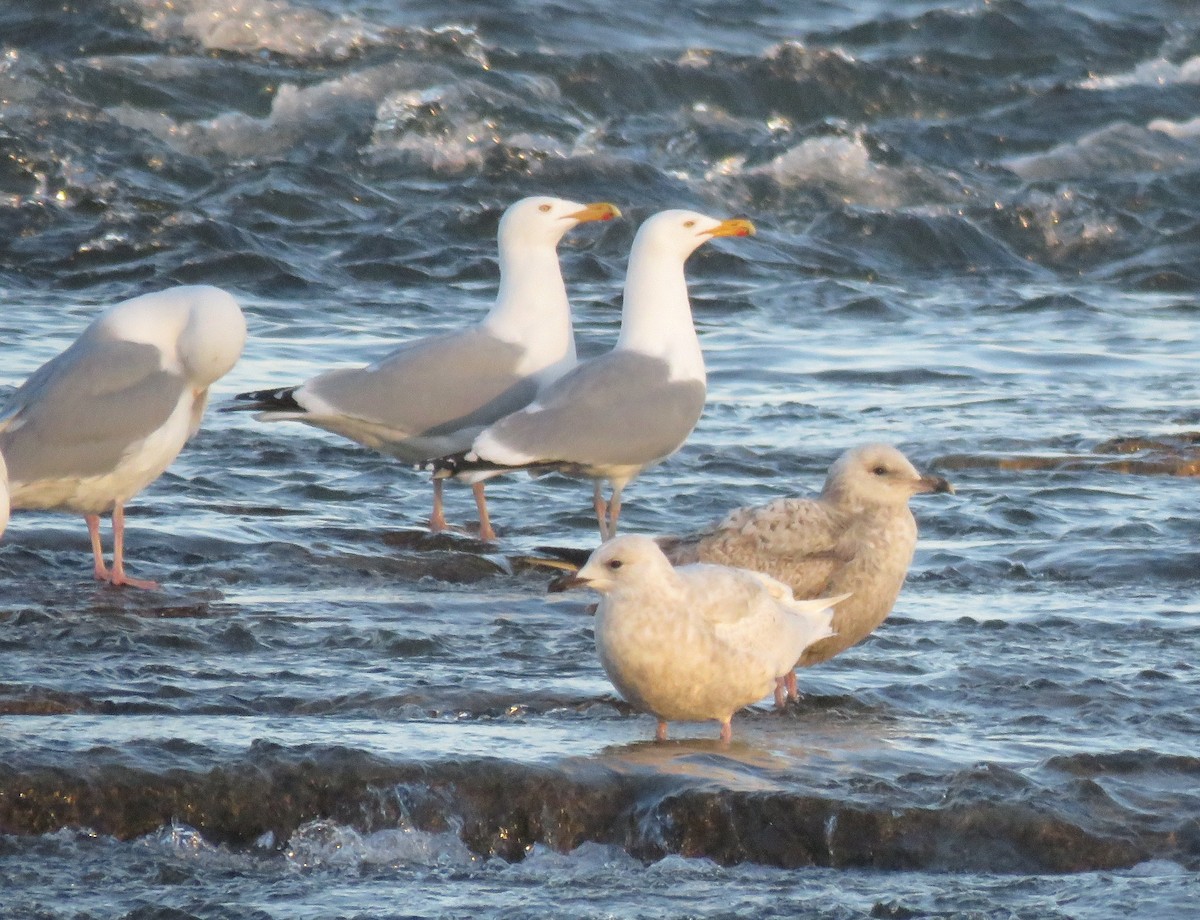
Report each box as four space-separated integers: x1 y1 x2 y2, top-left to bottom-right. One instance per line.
417 452 470 478
418 452 527 480
222 386 304 414
534 544 594 567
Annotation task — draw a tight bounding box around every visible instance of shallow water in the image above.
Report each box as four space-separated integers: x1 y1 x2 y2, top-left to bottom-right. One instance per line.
1 0 1199 916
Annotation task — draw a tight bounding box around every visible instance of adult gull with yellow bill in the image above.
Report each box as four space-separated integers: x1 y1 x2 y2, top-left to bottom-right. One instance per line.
430 209 754 539
231 196 619 541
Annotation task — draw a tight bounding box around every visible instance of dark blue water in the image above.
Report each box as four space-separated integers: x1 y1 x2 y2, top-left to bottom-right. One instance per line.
1 0 1199 916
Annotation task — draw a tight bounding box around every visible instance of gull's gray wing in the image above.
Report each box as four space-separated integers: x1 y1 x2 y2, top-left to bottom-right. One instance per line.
0 334 184 481
296 327 540 457
475 351 706 470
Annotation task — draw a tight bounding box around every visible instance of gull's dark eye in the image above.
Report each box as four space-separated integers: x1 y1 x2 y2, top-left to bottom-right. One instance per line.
683 219 696 228
872 466 888 476
606 559 623 570
538 203 552 212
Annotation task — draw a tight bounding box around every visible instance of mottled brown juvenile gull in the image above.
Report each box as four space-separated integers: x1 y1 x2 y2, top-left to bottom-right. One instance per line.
554 535 844 742
231 196 620 541
660 443 952 700
0 286 247 588
429 209 755 540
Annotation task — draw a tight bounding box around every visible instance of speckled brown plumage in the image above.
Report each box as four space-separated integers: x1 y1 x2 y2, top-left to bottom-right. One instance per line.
659 444 952 669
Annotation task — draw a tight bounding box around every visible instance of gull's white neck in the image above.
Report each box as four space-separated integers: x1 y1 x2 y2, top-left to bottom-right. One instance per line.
616 239 705 383
483 241 577 375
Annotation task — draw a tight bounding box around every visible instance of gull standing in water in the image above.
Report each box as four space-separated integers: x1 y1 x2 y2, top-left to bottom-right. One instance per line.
429 209 754 539
0 286 247 588
230 196 620 541
555 535 843 742
660 444 953 701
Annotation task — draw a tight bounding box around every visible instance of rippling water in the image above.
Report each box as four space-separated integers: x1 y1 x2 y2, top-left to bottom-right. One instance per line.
1 0 1199 916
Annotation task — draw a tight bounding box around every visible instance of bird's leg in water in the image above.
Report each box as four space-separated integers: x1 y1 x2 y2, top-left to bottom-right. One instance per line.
473 482 496 542
107 505 158 590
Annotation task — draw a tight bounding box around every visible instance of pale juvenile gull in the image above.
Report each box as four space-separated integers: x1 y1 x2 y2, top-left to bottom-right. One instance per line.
554 534 844 742
659 443 953 701
428 209 755 540
0 285 247 588
230 196 620 541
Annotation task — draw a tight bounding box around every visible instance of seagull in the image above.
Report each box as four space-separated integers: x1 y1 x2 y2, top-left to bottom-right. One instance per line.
554 534 843 742
229 196 620 541
0 285 247 588
428 209 755 540
659 443 953 700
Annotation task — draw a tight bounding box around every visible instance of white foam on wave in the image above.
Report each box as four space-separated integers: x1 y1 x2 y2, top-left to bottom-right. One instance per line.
140 821 261 871
1147 115 1200 139
1080 55 1200 90
109 63 418 159
284 818 478 870
366 76 587 173
1005 188 1120 256
710 132 963 209
1006 121 1196 181
103 17 551 169
134 0 386 59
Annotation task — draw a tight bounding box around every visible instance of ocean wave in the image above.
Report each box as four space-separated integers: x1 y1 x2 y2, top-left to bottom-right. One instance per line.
711 131 969 209
1080 55 1200 90
133 0 392 60
1005 121 1199 181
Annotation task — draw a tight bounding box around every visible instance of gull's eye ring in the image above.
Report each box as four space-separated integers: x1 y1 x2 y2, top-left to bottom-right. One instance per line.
539 203 552 212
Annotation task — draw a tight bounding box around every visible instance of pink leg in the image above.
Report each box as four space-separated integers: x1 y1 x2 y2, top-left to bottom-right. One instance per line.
107 505 158 590
719 719 733 743
655 720 668 742
593 483 610 541
785 670 798 702
608 487 623 538
473 482 496 542
86 514 109 582
429 479 447 533
774 677 786 710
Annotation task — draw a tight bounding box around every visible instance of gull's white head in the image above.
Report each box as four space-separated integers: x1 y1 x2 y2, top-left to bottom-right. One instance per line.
822 443 954 509
631 209 755 263
100 285 247 388
561 534 676 595
174 286 249 388
497 196 621 251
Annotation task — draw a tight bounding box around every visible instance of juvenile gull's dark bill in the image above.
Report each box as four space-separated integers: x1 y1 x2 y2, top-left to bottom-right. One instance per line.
555 534 845 742
229 196 620 542
0 285 247 588
428 209 755 540
659 443 953 701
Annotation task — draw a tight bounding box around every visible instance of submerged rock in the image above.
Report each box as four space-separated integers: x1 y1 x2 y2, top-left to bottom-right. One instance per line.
0 746 1187 873
937 432 1200 477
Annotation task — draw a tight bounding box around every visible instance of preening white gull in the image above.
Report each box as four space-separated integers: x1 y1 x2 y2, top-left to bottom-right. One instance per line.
230 196 620 541
0 285 247 588
554 534 843 742
660 443 952 701
429 209 754 540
